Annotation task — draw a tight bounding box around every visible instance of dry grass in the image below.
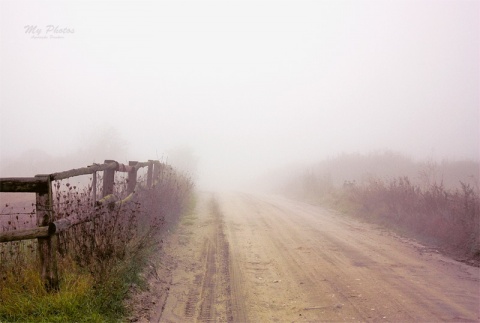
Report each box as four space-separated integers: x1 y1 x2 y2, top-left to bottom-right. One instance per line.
338 177 480 259
0 162 194 322
282 153 480 262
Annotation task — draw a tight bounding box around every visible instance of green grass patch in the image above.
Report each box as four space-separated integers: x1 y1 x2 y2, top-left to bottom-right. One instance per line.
1 263 102 322
180 194 198 227
0 252 150 322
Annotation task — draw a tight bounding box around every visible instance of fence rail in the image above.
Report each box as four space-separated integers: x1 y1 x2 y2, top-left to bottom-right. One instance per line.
0 159 162 291
0 177 50 193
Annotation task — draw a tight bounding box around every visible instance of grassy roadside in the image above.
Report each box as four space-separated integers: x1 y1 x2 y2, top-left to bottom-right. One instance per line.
0 168 194 322
0 256 139 322
301 178 480 264
280 153 480 264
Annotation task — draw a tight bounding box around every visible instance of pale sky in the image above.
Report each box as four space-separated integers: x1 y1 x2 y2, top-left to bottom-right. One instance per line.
0 0 479 189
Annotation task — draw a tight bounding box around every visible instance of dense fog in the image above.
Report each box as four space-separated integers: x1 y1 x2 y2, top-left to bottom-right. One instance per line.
1 0 478 190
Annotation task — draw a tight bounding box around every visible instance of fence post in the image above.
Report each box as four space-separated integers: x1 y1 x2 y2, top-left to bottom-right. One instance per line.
147 160 154 189
128 161 138 194
35 175 59 291
92 171 97 206
103 160 115 197
153 161 161 184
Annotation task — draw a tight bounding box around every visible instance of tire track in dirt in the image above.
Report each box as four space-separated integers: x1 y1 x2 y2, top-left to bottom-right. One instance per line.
156 193 246 323
213 200 247 323
197 240 216 321
184 239 212 320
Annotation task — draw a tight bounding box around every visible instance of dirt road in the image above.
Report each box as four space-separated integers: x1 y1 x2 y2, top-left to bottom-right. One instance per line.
140 192 479 322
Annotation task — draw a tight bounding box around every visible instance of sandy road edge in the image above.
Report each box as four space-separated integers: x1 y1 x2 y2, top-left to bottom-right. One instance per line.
125 236 175 322
127 193 248 322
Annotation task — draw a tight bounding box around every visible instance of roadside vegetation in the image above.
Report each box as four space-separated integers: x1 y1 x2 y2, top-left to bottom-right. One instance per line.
280 151 480 263
0 164 194 322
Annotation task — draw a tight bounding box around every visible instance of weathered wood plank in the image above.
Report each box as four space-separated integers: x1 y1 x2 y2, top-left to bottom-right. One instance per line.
35 175 59 291
117 192 134 206
115 163 133 172
95 192 135 207
92 171 97 206
51 162 117 180
1 161 155 190
0 226 49 242
134 161 150 171
153 161 161 181
103 160 115 197
96 193 117 206
49 213 91 235
0 177 49 193
128 161 138 193
147 161 153 188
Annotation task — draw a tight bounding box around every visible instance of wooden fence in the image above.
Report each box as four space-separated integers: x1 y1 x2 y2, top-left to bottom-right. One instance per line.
0 159 163 291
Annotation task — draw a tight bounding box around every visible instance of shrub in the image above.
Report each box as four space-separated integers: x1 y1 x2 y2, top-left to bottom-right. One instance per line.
337 177 480 258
